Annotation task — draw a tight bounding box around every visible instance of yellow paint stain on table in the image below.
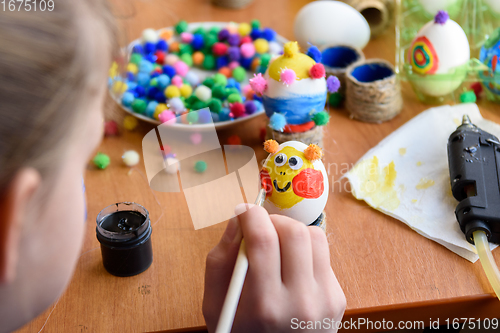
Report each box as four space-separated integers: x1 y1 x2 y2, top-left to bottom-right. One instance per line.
399 148 407 156
416 177 435 190
416 161 423 166
352 156 400 211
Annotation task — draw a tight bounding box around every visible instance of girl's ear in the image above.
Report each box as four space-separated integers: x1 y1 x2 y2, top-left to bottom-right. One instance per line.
0 168 40 284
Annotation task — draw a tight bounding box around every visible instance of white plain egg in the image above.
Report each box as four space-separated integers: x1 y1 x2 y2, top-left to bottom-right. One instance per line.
294 1 370 50
418 0 458 15
485 0 500 14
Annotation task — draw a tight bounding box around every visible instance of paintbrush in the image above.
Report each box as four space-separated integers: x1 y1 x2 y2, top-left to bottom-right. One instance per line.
214 188 266 333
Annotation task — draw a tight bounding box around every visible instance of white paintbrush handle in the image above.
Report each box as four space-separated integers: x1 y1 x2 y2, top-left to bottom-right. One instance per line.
215 239 248 333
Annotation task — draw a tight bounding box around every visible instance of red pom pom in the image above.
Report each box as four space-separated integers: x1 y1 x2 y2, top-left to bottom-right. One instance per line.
155 51 165 64
471 82 483 99
227 134 242 145
104 120 119 136
153 68 163 75
240 36 252 45
309 63 326 79
230 102 246 118
212 42 228 56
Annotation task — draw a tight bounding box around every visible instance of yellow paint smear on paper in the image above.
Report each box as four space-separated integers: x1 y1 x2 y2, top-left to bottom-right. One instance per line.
416 161 423 166
399 148 407 156
416 177 435 190
351 156 400 211
412 199 417 203
453 118 461 126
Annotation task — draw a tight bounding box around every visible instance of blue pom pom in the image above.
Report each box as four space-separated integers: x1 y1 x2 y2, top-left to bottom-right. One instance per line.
192 34 205 50
132 44 144 54
121 92 135 107
250 28 261 40
240 57 253 70
269 113 286 131
226 78 240 90
162 65 176 78
136 72 151 86
253 94 263 102
144 54 157 63
261 28 276 41
157 74 170 89
211 112 220 122
127 82 137 91
253 99 263 111
307 45 322 63
145 101 158 118
147 86 160 100
156 39 169 51
219 107 231 121
150 72 160 79
185 71 200 86
126 72 135 82
135 85 146 97
216 56 229 69
139 60 154 74
198 108 212 123
154 91 166 103
144 42 156 54
126 89 138 98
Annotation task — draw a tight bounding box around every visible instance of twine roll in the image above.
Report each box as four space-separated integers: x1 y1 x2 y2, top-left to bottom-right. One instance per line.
342 0 391 38
345 59 402 123
211 0 254 9
266 125 324 148
320 44 365 95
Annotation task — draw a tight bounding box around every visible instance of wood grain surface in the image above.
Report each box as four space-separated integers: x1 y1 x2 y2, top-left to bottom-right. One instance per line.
15 0 500 332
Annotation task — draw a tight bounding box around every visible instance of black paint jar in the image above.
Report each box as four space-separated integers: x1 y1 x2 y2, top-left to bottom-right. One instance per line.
96 202 153 277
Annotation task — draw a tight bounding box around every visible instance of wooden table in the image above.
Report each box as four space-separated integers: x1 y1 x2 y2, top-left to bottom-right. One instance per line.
17 0 500 332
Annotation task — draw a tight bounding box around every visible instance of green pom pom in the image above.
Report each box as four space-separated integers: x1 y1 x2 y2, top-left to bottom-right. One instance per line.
185 95 199 108
204 34 218 50
203 77 215 88
175 20 188 34
312 111 330 126
179 43 194 55
193 27 207 38
227 93 242 103
212 84 227 99
194 160 207 173
209 26 221 35
260 53 271 67
203 54 216 70
225 87 240 97
460 91 477 104
232 66 246 82
191 100 206 112
213 73 228 86
130 53 143 66
180 53 193 66
207 98 222 113
131 99 147 114
93 153 110 170
187 111 200 123
251 19 261 29
150 78 158 87
328 92 343 107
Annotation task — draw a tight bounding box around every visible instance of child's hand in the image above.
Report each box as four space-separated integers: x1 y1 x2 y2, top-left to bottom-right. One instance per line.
203 205 346 333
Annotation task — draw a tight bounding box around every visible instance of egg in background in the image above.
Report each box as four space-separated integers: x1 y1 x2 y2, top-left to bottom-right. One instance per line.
418 0 458 16
260 141 328 225
408 13 470 97
294 0 370 51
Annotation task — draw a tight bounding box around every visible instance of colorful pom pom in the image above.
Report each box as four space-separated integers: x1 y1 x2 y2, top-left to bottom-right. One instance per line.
326 76 341 93
123 115 139 131
218 66 232 78
185 71 200 86
208 98 222 113
165 85 181 98
218 28 230 41
254 38 269 54
175 20 188 34
312 111 330 126
227 93 242 103
280 68 296 86
240 43 255 58
156 74 171 89
261 28 276 41
309 63 326 79
244 101 257 114
171 75 184 87
180 32 193 43
192 34 205 50
132 98 147 114
269 113 286 131
203 54 216 70
194 160 207 173
459 91 477 103
435 10 449 25
165 54 179 66
232 66 246 82
238 23 251 37
156 39 168 52
169 97 185 113
142 28 159 43
162 64 176 77
104 120 119 136
180 84 193 97
121 92 135 107
195 85 212 102
230 102 246 118
145 100 159 118
228 34 240 46
228 46 241 61
159 110 176 124
122 150 140 167
213 73 228 86
93 153 110 170
227 135 242 145
263 139 279 154
304 144 323 161
173 61 189 76
212 42 228 56
307 45 322 63
249 73 268 95
192 51 204 65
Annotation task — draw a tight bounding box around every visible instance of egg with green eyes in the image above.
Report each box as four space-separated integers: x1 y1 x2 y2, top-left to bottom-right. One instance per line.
260 140 328 225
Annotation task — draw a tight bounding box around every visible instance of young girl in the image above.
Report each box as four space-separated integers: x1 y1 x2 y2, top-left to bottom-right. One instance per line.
0 1 345 332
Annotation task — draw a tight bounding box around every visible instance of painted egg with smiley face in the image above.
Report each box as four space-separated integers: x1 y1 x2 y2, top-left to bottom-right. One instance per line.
260 140 328 225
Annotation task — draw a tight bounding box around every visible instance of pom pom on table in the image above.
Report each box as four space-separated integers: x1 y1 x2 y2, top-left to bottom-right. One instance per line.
307 45 322 63
249 73 268 95
263 139 279 154
311 110 330 126
194 160 208 173
122 150 140 167
435 10 449 25
309 63 326 79
459 90 477 103
104 120 119 136
269 113 287 131
93 153 110 170
180 32 193 43
232 66 246 82
304 144 323 162
173 61 189 76
240 43 255 58
326 75 341 93
280 68 296 86
230 102 246 118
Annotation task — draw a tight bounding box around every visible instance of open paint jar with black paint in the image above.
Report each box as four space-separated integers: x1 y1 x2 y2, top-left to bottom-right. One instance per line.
96 202 153 277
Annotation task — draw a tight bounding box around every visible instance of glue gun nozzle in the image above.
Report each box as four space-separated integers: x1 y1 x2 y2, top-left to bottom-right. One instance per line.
462 114 472 126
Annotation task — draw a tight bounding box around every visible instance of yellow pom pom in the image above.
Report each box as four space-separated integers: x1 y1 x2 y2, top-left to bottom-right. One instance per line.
154 104 167 120
254 38 269 54
263 139 279 154
123 115 138 131
180 84 193 98
238 22 251 37
165 85 181 99
127 63 138 74
112 81 128 94
109 61 118 77
283 41 299 58
304 144 323 161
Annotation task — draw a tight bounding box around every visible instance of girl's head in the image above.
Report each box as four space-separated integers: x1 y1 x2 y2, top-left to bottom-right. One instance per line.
0 1 117 330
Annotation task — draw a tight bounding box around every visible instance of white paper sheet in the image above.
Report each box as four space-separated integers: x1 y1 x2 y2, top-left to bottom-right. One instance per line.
345 104 498 262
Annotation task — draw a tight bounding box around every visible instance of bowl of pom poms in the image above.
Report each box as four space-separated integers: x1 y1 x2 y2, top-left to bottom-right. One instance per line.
108 20 287 130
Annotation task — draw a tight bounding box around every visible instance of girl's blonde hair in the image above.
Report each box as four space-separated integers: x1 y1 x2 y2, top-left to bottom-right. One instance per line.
0 0 117 192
